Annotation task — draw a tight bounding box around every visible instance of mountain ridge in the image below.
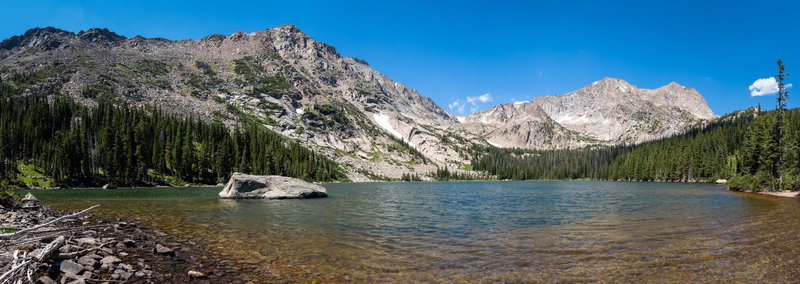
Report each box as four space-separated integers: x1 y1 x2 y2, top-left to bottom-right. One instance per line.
462 77 716 149
0 25 717 180
0 25 474 181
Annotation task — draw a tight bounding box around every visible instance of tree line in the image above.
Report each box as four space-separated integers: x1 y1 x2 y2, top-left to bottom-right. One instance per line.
0 96 346 187
470 108 785 186
471 145 629 180
473 61 796 192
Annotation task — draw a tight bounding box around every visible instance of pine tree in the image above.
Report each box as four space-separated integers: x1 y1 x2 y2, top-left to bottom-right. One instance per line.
775 59 790 186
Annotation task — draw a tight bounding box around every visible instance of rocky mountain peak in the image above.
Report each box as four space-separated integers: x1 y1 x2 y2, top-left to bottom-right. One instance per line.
589 77 636 93
656 81 694 92
0 27 74 50
265 24 341 61
227 30 251 41
22 27 74 38
200 33 226 42
77 28 126 44
650 81 715 119
468 77 718 148
273 24 304 35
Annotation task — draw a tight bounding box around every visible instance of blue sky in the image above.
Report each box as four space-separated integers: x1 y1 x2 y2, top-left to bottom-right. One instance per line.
1 0 798 115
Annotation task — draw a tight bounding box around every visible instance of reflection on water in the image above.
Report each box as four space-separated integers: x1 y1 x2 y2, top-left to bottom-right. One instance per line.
25 181 800 282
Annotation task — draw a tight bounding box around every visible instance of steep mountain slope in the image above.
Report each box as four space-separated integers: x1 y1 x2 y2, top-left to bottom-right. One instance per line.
462 77 716 148
0 26 479 181
0 25 718 180
459 102 598 149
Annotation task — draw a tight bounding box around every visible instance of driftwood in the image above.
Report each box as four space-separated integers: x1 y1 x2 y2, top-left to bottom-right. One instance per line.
33 236 65 262
0 205 100 283
12 233 69 247
50 241 111 260
0 258 32 283
0 205 100 239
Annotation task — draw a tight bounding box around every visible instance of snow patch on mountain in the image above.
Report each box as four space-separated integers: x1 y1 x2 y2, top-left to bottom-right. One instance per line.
373 113 416 148
487 140 504 148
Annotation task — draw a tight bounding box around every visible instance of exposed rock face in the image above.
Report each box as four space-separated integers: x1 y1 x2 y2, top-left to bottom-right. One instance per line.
461 77 716 148
0 25 477 181
218 173 328 199
459 101 596 149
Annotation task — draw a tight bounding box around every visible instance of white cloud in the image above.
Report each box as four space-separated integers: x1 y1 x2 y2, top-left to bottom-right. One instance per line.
749 77 793 96
448 100 466 114
465 93 492 105
476 93 492 103
449 93 493 115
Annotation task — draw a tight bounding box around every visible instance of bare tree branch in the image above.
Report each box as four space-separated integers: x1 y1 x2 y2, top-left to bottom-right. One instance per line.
0 205 100 239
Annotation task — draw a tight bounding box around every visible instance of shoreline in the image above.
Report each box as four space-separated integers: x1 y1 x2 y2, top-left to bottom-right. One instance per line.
13 184 224 190
730 189 800 198
0 204 226 283
11 178 730 190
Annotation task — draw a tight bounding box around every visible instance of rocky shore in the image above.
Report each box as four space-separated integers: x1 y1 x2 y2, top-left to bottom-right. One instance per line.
0 199 225 283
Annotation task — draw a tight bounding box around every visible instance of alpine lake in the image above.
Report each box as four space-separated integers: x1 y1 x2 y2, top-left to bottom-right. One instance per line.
21 181 800 282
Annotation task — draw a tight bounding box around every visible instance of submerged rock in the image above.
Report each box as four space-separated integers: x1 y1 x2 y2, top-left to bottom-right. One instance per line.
100 255 121 265
218 173 327 199
154 244 175 256
187 270 207 279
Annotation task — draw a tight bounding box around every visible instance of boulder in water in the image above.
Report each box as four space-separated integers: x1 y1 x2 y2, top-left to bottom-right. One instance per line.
218 173 327 199
21 192 40 208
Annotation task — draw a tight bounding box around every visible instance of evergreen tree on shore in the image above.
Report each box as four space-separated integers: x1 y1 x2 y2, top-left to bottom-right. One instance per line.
0 95 347 187
774 60 789 186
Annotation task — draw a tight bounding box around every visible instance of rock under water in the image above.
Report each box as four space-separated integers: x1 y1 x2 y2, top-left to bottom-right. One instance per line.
218 173 328 199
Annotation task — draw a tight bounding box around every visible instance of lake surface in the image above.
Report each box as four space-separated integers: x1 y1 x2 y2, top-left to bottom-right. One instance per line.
24 181 800 282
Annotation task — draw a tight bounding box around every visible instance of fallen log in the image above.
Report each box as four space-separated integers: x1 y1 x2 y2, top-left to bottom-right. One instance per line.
33 235 65 262
0 205 100 239
50 241 111 260
0 258 32 283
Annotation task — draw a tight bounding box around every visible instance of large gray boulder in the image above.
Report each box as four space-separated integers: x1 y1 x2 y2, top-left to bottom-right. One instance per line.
218 173 328 199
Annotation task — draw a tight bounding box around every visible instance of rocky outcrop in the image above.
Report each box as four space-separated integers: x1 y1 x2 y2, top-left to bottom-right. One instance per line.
218 173 328 199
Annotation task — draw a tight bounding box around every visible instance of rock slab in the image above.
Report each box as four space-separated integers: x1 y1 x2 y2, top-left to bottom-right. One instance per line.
60 260 84 275
218 173 327 199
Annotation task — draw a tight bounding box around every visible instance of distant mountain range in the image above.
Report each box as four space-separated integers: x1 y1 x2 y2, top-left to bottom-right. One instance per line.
0 25 716 180
460 77 716 149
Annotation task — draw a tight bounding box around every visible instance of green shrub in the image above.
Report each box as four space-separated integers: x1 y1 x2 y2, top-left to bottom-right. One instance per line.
781 175 800 191
727 175 755 191
0 190 20 208
753 171 778 191
194 60 216 77
728 171 779 192
82 81 115 99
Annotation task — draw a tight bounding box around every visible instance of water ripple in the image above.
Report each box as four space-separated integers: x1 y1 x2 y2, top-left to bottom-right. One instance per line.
28 181 800 282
